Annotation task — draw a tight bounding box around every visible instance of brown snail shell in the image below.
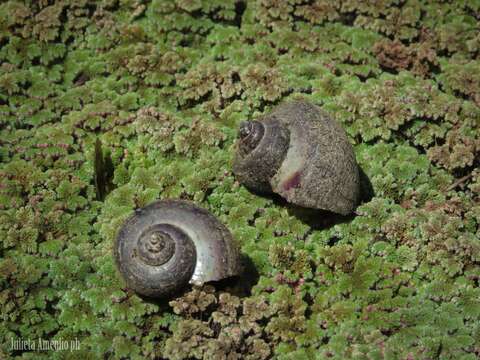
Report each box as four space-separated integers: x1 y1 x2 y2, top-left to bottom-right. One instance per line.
114 200 241 298
233 100 360 215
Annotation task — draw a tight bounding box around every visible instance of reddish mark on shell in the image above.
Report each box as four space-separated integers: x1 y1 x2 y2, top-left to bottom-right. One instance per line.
282 171 302 191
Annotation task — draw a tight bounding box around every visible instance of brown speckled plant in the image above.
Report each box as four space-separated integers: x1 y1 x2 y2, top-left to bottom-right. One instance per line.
0 1 479 359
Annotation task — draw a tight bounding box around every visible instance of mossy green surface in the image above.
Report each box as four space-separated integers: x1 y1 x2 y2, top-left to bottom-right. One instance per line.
1 1 479 359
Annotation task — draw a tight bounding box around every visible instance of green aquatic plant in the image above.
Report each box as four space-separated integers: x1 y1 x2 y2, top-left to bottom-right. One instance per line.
0 0 479 359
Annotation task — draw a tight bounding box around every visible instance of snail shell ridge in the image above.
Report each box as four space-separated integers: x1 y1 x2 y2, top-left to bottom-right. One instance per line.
114 199 241 298
233 100 360 215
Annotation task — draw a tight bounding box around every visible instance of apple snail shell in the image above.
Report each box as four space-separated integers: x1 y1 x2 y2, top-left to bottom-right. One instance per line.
233 100 361 215
114 200 241 298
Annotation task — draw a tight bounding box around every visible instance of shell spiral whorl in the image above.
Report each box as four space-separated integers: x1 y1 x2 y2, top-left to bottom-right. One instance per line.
238 121 265 156
137 225 179 266
233 116 290 194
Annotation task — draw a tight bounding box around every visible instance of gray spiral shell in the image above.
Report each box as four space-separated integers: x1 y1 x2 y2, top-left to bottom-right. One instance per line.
233 100 360 215
114 200 241 298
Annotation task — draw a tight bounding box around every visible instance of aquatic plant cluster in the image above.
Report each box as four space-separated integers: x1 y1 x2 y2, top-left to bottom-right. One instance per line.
0 0 479 359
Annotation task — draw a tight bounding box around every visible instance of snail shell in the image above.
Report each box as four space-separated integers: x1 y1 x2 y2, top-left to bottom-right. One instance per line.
114 200 241 298
233 100 360 215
